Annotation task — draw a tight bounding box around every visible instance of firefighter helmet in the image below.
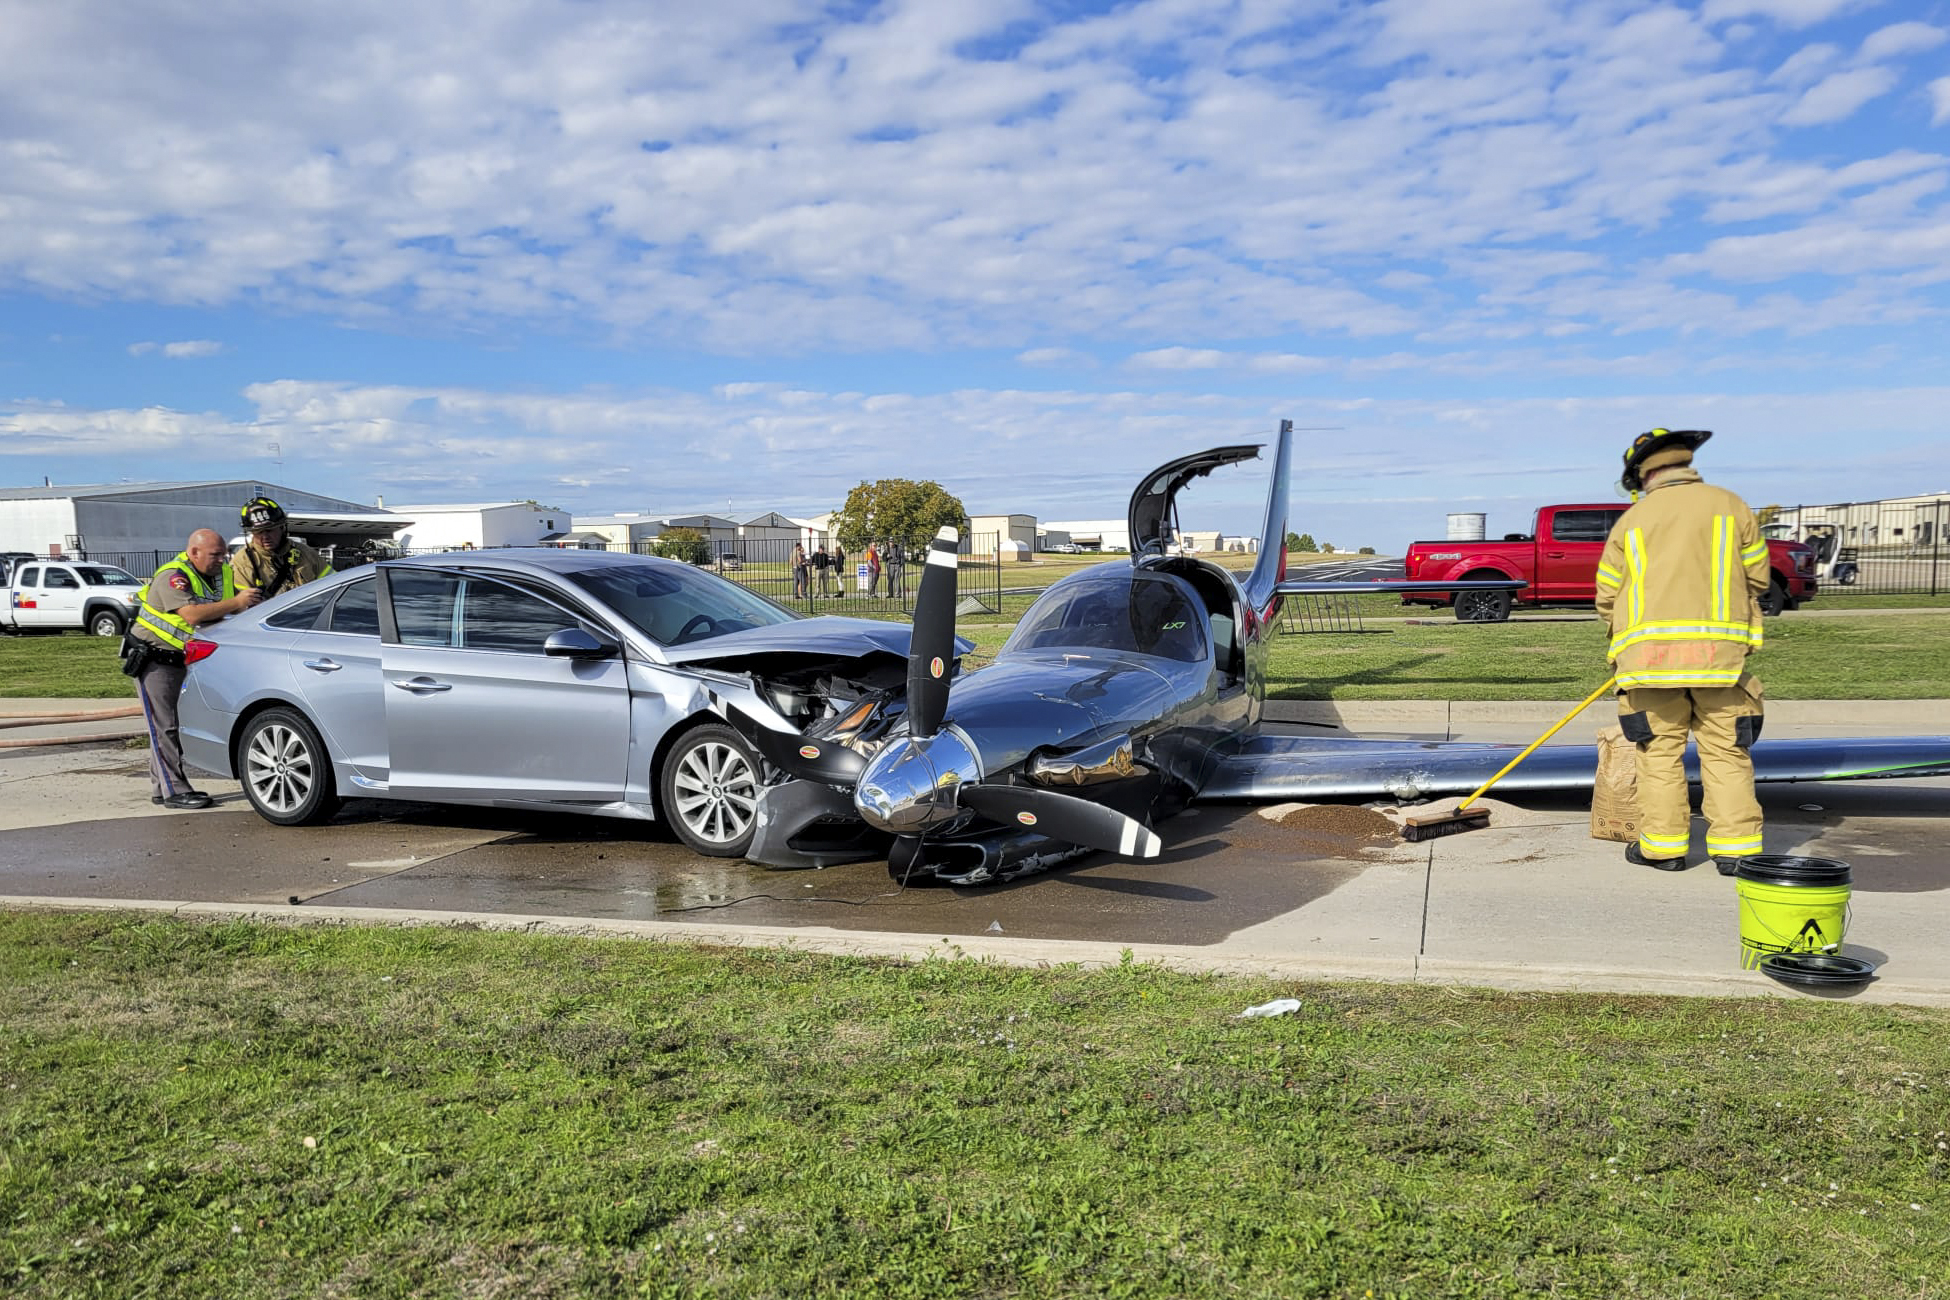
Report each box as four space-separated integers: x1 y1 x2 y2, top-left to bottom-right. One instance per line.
1620 428 1712 493
241 496 288 530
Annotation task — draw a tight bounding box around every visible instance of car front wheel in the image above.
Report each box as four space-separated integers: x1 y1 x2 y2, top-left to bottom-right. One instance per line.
238 707 343 826
660 723 762 857
89 609 126 637
1757 577 1788 617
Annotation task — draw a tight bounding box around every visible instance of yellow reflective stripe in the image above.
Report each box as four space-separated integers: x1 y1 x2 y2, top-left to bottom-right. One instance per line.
1625 528 1645 628
1714 515 1731 623
1608 623 1764 655
1639 833 1690 854
1740 541 1767 566
1596 561 1623 587
1707 835 1764 854
1616 669 1745 686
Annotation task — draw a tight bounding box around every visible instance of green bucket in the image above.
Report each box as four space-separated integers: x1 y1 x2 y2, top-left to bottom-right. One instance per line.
1735 855 1851 971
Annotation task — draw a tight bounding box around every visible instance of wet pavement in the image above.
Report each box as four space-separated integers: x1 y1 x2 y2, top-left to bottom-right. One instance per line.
3 705 1947 1005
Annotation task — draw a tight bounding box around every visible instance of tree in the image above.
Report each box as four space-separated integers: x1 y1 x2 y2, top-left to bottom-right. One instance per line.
1358 546 1376 555
1755 504 1781 529
831 478 967 549
1321 542 1336 554
651 526 709 566
1284 530 1303 552
1290 532 1318 553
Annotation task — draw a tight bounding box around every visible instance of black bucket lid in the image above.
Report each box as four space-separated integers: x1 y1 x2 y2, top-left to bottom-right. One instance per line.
1759 953 1876 988
1735 854 1851 887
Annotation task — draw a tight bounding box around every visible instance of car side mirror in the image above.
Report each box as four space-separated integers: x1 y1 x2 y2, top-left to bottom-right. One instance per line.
543 627 618 659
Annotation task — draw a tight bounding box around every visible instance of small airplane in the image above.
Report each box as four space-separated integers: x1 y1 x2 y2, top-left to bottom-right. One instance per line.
716 421 1950 885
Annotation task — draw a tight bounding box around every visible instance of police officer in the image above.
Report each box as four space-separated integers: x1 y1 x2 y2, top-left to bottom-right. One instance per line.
1595 429 1769 874
231 496 332 598
131 529 263 809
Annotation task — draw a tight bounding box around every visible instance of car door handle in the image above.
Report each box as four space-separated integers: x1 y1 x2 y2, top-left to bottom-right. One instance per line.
302 658 342 673
1545 551 1566 558
392 677 452 693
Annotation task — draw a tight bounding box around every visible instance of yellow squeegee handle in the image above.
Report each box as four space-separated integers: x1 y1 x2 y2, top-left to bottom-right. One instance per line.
1456 675 1618 812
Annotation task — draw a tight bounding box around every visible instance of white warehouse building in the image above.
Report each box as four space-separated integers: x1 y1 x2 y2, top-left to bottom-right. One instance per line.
389 502 569 551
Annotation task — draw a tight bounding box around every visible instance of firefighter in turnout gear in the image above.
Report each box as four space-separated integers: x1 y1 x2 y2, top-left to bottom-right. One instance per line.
232 496 332 598
1595 429 1769 875
130 529 263 809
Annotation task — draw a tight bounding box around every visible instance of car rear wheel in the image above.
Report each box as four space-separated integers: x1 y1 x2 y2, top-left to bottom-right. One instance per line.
660 723 761 857
239 707 342 826
1454 586 1512 622
89 609 126 637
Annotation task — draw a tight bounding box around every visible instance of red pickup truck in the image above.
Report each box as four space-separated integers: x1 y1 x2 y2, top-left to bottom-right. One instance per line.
1402 503 1819 622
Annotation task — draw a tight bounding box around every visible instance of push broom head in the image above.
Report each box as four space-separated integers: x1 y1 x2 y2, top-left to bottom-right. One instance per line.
1399 805 1492 842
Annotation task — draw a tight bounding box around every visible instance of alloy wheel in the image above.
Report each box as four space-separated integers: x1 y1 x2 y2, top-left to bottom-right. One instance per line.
245 722 315 815
671 739 758 846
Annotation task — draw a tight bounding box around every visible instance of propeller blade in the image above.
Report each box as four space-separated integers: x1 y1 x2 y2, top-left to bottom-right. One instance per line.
748 726 868 787
958 785 1163 859
906 524 959 739
716 694 868 786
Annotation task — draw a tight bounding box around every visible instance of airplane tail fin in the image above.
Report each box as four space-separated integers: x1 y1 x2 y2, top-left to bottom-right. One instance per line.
1241 418 1292 615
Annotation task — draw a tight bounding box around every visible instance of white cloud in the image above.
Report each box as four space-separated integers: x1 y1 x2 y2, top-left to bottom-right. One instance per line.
1856 21 1946 62
1702 0 1870 29
1779 65 1900 124
128 339 225 358
1932 76 1950 126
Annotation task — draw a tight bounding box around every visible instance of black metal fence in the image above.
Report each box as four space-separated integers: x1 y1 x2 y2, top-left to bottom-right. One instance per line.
76 533 1008 621
1765 497 1949 596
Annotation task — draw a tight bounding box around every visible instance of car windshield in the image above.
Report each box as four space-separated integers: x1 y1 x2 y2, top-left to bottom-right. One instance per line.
75 566 142 586
564 562 798 645
1003 572 1208 663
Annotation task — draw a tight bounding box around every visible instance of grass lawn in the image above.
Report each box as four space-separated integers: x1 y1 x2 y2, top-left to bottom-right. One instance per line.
7 589 1950 701
2 913 1945 1299
1265 610 1950 701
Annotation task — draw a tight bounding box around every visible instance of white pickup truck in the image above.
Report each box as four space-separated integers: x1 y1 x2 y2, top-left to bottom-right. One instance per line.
2 559 149 637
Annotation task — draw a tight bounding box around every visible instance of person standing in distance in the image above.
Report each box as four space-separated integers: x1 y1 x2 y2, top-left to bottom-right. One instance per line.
231 496 332 599
131 529 263 808
1595 429 1769 875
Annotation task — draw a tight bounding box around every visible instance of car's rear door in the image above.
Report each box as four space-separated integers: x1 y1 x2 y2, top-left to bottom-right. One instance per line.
1536 508 1625 601
377 567 631 802
283 575 390 784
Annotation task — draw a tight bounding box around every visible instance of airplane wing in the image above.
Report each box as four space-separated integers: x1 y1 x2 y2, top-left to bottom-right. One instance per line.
1197 734 1950 803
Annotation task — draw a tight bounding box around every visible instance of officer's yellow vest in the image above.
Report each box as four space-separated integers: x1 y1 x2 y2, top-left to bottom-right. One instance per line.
136 556 236 650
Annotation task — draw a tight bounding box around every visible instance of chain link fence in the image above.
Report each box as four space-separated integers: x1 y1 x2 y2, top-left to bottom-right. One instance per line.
1765 497 1948 596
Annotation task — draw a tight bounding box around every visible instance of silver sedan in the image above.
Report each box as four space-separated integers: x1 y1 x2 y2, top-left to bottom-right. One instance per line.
178 549 927 859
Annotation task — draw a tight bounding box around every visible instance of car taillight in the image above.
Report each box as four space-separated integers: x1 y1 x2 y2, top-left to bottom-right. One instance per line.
1406 553 1420 577
184 638 219 665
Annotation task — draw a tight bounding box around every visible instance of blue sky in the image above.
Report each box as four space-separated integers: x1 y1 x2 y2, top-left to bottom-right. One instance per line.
3 0 1948 552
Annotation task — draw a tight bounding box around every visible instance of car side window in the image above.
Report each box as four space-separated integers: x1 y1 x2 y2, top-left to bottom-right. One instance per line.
1551 510 1623 543
326 578 380 636
262 586 335 630
44 568 78 588
458 578 582 654
18 567 40 587
389 571 462 647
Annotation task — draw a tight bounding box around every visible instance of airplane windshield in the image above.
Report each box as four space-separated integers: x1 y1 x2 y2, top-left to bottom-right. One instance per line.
1004 574 1209 663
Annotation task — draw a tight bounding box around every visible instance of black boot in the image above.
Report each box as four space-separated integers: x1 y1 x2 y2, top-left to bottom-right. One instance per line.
1625 843 1689 872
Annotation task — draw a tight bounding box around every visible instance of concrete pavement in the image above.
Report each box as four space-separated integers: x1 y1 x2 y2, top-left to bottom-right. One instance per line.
3 699 1946 1006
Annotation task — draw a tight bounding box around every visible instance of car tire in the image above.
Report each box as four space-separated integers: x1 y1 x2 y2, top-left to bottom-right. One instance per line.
88 608 126 638
1453 586 1513 623
660 722 762 858
1758 577 1788 618
238 707 342 827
